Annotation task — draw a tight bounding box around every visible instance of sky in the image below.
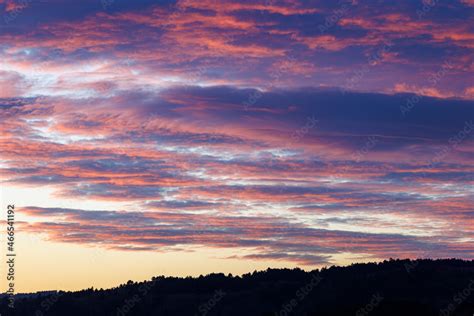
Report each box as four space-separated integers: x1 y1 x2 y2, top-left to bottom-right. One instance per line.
0 0 473 292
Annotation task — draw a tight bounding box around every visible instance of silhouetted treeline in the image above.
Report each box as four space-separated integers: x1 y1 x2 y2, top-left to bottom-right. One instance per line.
1 259 474 315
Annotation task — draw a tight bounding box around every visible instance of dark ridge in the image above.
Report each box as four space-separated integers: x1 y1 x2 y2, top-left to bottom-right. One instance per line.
2 259 474 316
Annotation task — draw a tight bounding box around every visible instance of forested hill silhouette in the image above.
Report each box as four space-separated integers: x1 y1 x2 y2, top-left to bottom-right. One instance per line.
2 259 473 316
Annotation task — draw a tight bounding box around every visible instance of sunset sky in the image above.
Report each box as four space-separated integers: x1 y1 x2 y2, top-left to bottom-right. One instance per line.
0 0 473 293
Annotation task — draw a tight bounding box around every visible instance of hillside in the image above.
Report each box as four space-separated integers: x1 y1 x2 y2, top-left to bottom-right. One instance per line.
1 259 474 316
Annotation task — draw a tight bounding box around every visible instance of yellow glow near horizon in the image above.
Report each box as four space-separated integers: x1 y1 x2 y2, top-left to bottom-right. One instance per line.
0 232 306 293
0 185 312 293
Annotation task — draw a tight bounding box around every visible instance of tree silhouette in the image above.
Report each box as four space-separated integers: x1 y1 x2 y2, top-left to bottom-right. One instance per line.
1 259 473 316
